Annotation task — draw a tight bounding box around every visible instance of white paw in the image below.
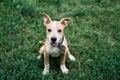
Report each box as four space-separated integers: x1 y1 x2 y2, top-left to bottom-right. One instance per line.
60 65 69 74
68 54 76 61
43 65 49 75
43 69 49 75
37 55 41 60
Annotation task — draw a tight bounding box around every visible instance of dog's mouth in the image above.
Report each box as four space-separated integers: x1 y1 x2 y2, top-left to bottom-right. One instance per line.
50 42 57 47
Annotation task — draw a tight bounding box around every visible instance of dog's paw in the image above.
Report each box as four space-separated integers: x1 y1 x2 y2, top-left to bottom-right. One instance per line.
43 65 49 75
37 55 41 60
68 54 76 61
60 65 69 74
43 69 49 75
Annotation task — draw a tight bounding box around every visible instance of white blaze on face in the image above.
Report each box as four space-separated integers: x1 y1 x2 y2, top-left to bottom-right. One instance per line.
47 21 62 44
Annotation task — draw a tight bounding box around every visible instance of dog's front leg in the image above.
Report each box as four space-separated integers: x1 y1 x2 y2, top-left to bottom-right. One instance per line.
60 52 69 74
43 52 49 75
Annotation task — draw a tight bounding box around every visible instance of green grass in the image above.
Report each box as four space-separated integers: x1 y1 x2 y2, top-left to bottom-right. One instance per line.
0 0 120 80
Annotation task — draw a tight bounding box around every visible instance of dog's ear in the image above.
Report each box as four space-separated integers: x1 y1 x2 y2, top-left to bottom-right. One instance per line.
41 13 52 24
60 18 71 27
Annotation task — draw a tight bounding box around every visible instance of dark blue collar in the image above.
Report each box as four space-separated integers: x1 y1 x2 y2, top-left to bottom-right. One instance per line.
58 35 64 46
57 35 65 54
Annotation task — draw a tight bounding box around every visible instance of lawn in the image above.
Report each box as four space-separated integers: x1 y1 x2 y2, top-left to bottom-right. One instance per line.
0 0 120 80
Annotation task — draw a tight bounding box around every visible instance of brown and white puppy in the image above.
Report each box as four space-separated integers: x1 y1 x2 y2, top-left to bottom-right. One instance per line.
38 13 76 75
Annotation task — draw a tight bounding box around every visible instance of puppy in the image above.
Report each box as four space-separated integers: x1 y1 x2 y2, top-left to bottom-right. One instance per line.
38 13 76 75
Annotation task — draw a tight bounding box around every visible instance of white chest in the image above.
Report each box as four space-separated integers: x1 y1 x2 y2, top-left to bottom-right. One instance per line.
46 46 61 57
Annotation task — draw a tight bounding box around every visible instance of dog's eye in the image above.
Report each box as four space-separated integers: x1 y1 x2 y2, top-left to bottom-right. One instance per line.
58 29 62 33
48 29 51 32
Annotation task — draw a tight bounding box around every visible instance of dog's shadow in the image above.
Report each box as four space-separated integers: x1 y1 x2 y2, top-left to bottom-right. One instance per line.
38 56 61 71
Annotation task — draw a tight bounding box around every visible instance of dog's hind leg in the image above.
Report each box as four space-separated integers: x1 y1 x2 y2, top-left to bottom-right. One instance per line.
67 51 76 61
65 47 76 61
37 45 45 60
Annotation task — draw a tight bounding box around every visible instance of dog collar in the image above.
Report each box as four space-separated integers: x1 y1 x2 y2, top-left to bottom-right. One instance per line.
57 35 66 54
58 35 64 46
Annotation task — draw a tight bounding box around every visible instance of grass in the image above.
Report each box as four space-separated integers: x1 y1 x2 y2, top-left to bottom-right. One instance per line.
0 0 120 80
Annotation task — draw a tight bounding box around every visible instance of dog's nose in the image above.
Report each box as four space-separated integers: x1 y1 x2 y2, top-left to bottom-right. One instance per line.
51 37 57 42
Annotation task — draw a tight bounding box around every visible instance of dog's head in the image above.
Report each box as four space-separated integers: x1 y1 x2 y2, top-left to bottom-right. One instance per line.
41 13 71 47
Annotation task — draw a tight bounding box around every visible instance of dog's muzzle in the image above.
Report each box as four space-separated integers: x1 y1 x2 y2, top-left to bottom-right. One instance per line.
51 37 57 47
50 35 65 54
